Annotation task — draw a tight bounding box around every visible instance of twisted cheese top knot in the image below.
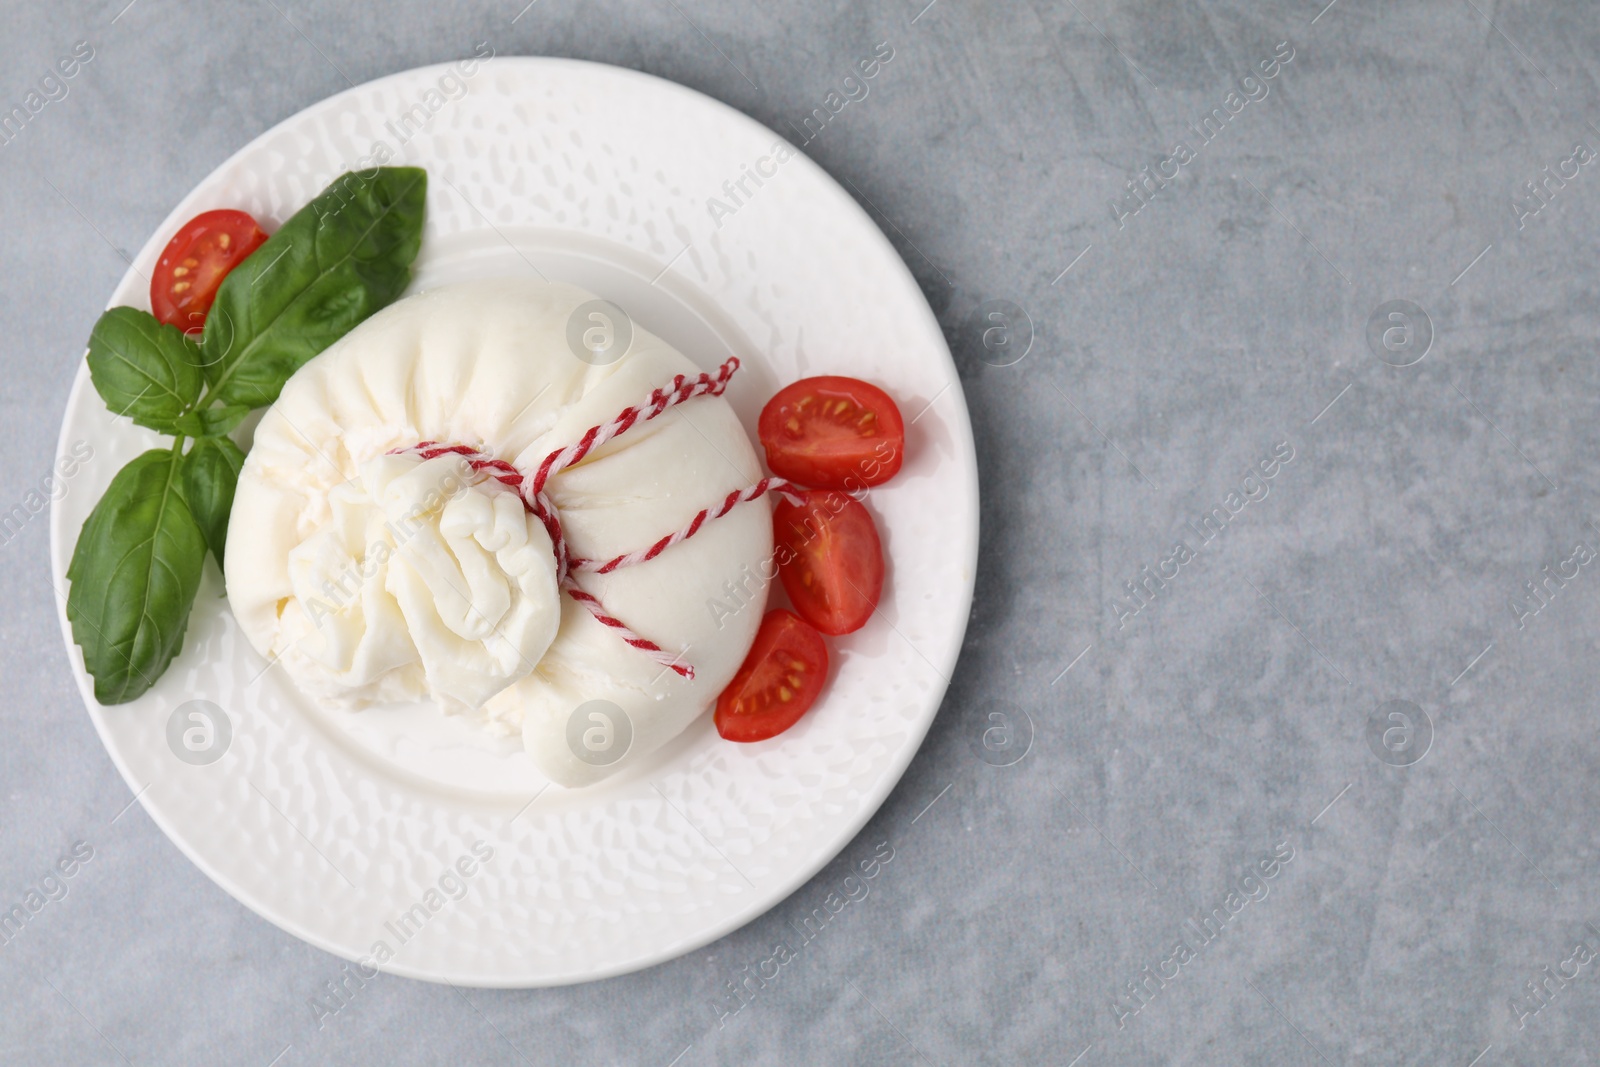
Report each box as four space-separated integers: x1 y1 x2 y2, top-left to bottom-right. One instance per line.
279 451 560 715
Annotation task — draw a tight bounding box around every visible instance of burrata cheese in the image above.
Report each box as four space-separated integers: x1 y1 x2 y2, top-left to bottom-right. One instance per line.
225 279 772 786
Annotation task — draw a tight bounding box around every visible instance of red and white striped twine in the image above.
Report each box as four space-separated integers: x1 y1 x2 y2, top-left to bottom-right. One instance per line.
392 357 802 680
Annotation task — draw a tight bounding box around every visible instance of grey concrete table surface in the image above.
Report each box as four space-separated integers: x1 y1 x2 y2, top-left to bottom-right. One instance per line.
2 0 1597 1063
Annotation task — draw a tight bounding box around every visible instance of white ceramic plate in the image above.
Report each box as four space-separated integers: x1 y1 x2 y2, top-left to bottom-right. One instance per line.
50 57 977 987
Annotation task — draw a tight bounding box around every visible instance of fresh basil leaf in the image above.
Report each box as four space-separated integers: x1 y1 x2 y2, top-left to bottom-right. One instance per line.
172 404 250 439
86 307 204 434
181 436 245 566
66 448 207 705
200 167 427 408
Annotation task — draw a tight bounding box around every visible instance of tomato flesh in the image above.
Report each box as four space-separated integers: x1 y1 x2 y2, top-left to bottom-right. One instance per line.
758 376 905 491
150 209 269 334
715 610 829 742
774 488 884 635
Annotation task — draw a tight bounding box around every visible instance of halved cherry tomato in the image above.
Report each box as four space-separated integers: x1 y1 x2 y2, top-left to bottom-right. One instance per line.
150 209 269 334
773 488 884 635
758 376 904 491
715 609 829 742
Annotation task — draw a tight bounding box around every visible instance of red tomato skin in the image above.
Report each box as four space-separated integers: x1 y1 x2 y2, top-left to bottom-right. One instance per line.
773 489 884 636
150 209 269 334
715 610 830 742
758 376 905 491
